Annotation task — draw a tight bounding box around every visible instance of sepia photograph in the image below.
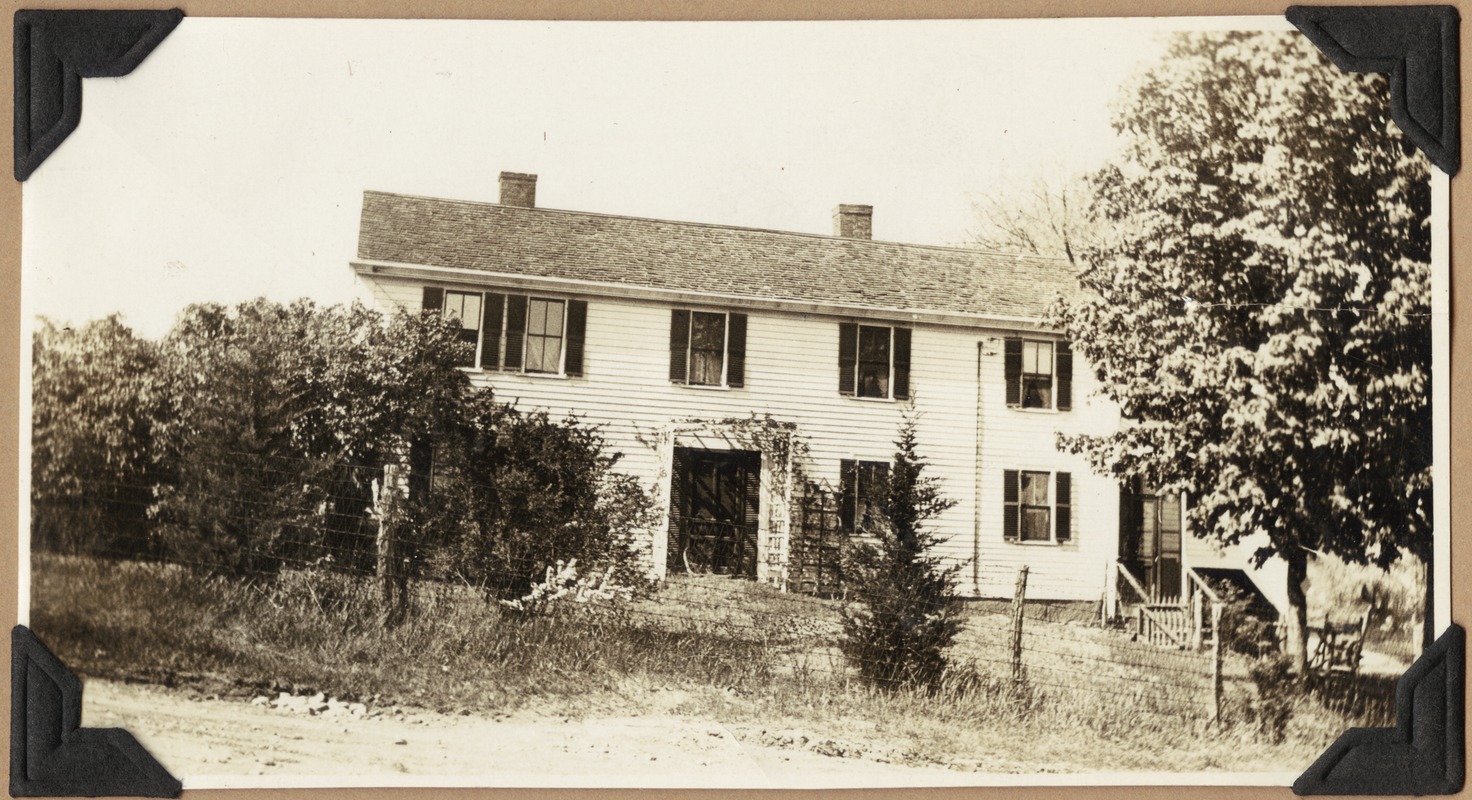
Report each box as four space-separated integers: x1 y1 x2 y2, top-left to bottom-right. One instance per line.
18 14 1447 788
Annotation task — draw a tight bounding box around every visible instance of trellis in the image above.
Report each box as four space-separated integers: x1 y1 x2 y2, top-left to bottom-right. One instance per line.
790 481 845 595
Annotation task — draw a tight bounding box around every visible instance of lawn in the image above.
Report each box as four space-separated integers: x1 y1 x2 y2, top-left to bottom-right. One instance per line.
31 553 1386 774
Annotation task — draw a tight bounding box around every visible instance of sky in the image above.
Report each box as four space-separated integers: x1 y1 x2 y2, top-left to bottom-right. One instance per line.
20 16 1291 338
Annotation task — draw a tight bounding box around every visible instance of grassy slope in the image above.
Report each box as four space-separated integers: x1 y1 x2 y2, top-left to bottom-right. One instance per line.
33 554 1369 774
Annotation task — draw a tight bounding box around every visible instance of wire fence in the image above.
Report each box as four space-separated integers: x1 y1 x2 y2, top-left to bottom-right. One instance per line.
30 454 1401 733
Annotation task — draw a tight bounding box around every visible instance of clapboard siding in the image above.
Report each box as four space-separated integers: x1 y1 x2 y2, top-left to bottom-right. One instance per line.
366 274 1122 601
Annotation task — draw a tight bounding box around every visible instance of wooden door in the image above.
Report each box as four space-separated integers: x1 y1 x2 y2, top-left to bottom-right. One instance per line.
1120 483 1183 602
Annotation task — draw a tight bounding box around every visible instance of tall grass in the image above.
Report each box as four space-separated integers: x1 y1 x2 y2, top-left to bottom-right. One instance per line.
32 554 1383 773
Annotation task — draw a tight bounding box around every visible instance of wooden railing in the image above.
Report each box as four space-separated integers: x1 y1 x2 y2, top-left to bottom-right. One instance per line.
1185 567 1221 650
1106 560 1222 651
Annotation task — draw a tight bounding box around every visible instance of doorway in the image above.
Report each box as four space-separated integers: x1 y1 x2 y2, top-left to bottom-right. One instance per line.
668 448 760 577
1119 480 1183 602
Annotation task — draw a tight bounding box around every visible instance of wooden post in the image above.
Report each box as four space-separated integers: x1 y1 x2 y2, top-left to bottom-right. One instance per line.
1010 566 1029 685
1191 589 1204 650
1210 601 1223 723
376 464 405 626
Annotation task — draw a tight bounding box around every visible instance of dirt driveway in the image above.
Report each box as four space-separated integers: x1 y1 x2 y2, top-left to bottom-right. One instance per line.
82 679 983 789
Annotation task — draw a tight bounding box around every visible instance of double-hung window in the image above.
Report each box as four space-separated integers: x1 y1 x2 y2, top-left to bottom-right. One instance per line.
669 309 748 388
422 287 587 376
440 290 484 367
1003 469 1073 544
838 322 912 400
1004 337 1073 410
524 298 566 374
840 459 890 534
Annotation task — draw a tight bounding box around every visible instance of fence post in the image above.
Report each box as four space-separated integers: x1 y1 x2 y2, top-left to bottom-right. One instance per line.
375 463 405 627
1210 601 1223 723
1010 565 1029 685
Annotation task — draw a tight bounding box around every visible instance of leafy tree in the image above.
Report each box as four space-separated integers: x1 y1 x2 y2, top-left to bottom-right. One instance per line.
840 416 963 690
30 316 161 555
1054 32 1431 675
149 299 472 576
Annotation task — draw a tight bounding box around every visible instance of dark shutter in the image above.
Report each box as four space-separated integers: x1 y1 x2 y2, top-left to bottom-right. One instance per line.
669 309 690 383
838 322 858 396
480 293 505 370
839 459 857 532
1004 338 1022 407
564 299 588 376
503 295 528 371
892 327 912 400
1056 340 1073 411
726 313 747 388
422 287 444 314
1003 469 1020 542
1056 471 1072 542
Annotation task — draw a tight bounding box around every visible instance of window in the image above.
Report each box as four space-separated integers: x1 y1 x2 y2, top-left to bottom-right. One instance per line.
421 287 586 376
838 322 911 400
840 459 890 534
1003 469 1073 543
525 298 565 373
1022 341 1053 408
441 290 482 367
1004 338 1072 411
669 309 747 388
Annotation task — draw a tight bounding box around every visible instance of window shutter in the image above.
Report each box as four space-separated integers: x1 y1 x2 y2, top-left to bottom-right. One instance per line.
1055 472 1072 542
503 295 528 371
1056 340 1073 411
669 309 690 383
1003 469 1020 542
892 327 912 400
564 299 588 377
480 293 505 370
838 323 858 396
726 313 747 388
422 287 444 314
840 459 857 532
1004 338 1022 407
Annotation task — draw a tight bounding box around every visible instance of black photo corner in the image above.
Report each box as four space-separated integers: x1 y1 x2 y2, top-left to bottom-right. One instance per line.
6 4 1465 797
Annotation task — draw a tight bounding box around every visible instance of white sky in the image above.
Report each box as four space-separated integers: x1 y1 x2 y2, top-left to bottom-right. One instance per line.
20 17 1285 338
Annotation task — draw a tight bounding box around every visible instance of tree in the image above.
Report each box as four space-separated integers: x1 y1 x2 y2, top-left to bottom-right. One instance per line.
966 173 1097 265
30 316 161 555
149 299 473 575
1054 32 1432 675
839 416 964 690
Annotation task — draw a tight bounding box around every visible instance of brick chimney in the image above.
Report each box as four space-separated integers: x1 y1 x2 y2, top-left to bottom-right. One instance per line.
833 204 872 239
499 172 538 208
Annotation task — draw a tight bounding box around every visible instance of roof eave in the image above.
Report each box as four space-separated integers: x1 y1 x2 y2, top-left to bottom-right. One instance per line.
350 259 1058 332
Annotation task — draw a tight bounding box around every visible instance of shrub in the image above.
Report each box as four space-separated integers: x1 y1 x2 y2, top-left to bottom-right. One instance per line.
839 416 964 690
1217 586 1297 741
412 399 657 602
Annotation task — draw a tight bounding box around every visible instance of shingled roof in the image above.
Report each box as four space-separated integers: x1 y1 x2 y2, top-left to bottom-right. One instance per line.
357 190 1077 320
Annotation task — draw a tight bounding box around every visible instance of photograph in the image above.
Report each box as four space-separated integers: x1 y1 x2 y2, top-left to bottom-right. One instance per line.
17 14 1447 789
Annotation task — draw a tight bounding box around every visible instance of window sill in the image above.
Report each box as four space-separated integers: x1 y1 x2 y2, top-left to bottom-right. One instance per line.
675 382 735 391
463 367 574 380
1009 540 1071 547
844 395 899 403
1010 406 1063 414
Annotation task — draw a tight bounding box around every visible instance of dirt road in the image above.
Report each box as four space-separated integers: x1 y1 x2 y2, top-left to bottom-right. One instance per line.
82 679 983 789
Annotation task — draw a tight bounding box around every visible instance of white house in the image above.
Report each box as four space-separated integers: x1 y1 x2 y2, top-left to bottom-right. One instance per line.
350 172 1289 628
